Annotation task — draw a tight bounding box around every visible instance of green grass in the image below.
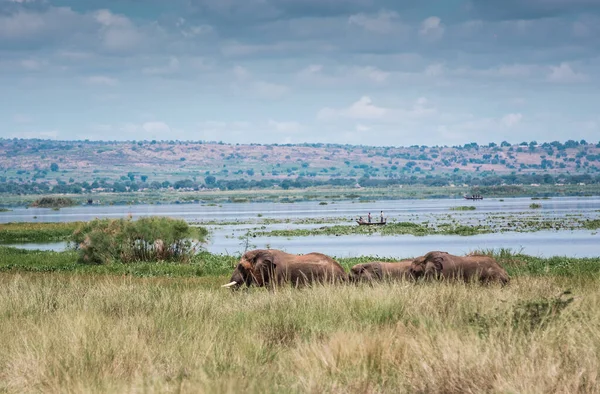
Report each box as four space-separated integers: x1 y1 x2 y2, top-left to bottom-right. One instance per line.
1 270 600 392
0 222 82 243
2 246 600 279
530 203 542 209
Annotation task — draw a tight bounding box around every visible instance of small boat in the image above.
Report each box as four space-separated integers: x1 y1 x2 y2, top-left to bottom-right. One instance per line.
357 220 387 226
464 195 483 200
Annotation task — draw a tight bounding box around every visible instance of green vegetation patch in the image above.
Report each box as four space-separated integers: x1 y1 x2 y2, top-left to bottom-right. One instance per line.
29 197 77 208
582 219 600 230
0 222 81 243
71 217 208 265
450 206 476 211
252 222 492 238
530 203 542 209
0 247 234 277
2 246 600 279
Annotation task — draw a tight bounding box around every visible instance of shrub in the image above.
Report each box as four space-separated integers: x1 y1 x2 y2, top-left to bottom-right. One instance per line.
29 197 76 208
530 203 542 209
71 217 207 265
450 206 476 211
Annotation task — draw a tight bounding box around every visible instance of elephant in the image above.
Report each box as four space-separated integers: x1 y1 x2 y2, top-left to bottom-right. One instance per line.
221 249 347 290
349 260 415 283
409 251 510 285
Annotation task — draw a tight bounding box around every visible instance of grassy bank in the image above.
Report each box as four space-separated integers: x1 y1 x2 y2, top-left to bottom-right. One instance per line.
0 222 82 243
0 271 598 393
2 246 600 279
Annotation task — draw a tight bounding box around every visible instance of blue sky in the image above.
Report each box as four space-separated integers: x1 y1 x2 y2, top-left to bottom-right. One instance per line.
1 0 599 146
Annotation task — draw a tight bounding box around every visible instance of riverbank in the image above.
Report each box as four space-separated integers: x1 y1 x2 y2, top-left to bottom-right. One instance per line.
1 184 599 207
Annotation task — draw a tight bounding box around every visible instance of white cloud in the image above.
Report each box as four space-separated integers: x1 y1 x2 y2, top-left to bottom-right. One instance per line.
231 66 289 99
501 113 523 127
176 18 213 38
0 6 81 41
350 66 389 83
419 16 444 41
348 10 400 34
94 9 143 52
493 64 535 78
268 120 302 133
13 114 32 123
13 130 58 139
425 63 445 77
85 75 118 87
252 81 289 99
142 57 180 76
233 65 250 80
297 64 323 78
409 97 436 117
547 62 587 83
142 121 171 134
20 59 43 70
221 41 288 57
318 96 387 121
355 124 371 132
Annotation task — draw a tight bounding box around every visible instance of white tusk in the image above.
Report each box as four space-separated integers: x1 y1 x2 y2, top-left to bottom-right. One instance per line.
221 281 238 288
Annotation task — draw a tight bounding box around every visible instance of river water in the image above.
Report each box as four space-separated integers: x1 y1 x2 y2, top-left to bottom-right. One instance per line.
2 197 600 258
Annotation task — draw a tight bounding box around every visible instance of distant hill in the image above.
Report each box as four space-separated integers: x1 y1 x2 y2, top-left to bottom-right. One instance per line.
1 138 599 194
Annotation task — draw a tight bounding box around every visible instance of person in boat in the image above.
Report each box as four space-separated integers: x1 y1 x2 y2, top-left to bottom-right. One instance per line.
368 212 372 223
358 216 364 223
380 211 384 223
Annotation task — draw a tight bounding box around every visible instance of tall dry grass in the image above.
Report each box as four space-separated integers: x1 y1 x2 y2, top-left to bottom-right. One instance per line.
1 273 599 393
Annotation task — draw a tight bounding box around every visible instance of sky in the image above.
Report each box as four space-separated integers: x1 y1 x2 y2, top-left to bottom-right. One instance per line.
1 0 600 146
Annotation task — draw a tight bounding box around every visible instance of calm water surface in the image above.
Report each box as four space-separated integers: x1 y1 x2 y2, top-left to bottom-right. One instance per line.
2 197 600 258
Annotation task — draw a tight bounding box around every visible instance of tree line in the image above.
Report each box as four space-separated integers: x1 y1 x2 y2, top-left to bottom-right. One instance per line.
1 172 600 195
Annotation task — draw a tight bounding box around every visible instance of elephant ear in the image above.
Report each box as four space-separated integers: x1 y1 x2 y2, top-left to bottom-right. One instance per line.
429 253 445 272
371 263 383 279
254 251 277 279
242 250 261 265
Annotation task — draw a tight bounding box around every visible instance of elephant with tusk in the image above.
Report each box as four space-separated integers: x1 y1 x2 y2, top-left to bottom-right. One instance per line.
349 260 416 283
409 251 510 285
222 249 347 289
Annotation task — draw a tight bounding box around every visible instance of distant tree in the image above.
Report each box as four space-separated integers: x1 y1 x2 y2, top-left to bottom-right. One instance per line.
127 172 135 181
281 180 292 190
50 163 59 172
141 175 148 182
205 175 216 186
112 182 127 192
501 141 511 147
246 169 255 176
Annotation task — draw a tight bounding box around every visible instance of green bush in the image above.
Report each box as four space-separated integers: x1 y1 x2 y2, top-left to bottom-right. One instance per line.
71 217 207 265
29 197 76 208
530 203 542 209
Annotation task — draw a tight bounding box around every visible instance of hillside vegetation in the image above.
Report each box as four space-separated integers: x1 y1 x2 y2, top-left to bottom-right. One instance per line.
1 138 599 194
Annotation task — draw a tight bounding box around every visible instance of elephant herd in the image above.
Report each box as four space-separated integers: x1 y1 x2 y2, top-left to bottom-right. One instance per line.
221 249 510 290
